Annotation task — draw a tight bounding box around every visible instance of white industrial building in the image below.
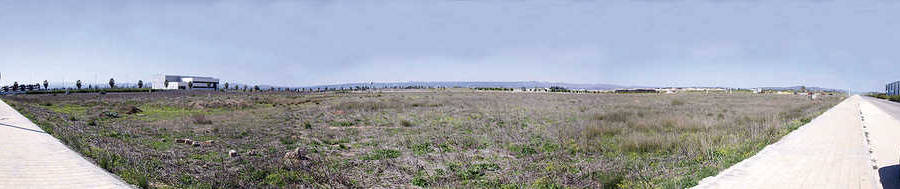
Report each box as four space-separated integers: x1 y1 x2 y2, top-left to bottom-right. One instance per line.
152 75 220 90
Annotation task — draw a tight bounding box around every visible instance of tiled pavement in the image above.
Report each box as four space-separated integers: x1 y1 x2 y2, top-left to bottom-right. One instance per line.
0 99 129 189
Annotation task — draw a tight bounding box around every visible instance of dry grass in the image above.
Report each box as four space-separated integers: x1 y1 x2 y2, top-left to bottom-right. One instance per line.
1 90 842 188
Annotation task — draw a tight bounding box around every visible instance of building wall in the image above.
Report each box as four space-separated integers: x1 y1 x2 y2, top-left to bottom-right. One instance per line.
152 74 167 89
888 81 900 96
153 75 220 90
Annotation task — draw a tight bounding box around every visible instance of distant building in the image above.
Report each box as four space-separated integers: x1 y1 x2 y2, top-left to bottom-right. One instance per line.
887 81 900 96
525 87 549 92
153 75 220 90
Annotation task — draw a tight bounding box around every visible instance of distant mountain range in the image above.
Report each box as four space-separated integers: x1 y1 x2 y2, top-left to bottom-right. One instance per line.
298 81 846 92
298 81 650 90
759 86 846 92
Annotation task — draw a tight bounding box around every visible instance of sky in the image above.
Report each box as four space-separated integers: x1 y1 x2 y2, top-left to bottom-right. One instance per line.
1 0 899 92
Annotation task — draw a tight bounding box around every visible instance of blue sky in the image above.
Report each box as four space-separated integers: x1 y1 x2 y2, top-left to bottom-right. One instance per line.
1 0 898 92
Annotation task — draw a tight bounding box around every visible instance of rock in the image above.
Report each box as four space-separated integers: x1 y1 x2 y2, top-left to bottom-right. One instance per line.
284 147 309 160
283 147 310 166
123 106 143 114
282 148 312 167
99 111 120 119
176 139 193 144
191 141 201 147
229 150 239 157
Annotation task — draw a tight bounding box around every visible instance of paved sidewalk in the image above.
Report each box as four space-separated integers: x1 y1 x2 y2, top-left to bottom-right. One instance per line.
0 99 130 188
694 95 877 189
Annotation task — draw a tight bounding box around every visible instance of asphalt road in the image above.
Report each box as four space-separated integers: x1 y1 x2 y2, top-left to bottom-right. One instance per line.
860 96 900 189
864 96 900 124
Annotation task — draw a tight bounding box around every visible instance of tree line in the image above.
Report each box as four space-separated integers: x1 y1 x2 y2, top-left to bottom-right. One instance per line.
1 78 146 93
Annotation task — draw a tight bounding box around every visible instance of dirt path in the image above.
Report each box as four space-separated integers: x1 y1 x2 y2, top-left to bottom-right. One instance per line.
0 99 130 188
694 95 878 189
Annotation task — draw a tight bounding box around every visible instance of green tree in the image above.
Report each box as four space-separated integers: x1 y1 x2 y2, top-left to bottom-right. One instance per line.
223 82 229 90
76 80 82 89
109 78 116 88
12 81 18 91
137 80 143 88
43 80 49 90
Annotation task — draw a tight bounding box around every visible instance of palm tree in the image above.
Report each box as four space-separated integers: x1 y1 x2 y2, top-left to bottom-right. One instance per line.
43 80 49 90
137 80 143 88
109 78 116 88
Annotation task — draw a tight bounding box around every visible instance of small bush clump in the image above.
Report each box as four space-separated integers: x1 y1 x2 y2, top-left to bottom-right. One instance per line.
192 114 213 125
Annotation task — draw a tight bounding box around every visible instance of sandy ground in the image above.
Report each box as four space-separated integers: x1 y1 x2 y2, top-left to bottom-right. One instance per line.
694 95 878 189
0 99 129 188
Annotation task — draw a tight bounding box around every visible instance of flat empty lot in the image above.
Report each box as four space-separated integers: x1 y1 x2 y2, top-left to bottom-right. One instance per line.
1 90 841 188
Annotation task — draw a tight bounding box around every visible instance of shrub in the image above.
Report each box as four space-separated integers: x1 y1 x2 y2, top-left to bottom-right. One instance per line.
409 142 434 155
590 170 625 189
593 112 631 123
361 149 401 160
400 119 414 127
330 120 354 127
411 173 430 187
508 144 538 157
101 111 120 119
265 170 299 187
121 170 150 189
192 114 213 125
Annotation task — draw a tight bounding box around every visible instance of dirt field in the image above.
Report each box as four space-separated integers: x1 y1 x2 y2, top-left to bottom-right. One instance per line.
0 90 842 188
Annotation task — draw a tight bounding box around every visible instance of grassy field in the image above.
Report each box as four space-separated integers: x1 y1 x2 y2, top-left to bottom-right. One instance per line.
1 89 842 188
868 93 900 102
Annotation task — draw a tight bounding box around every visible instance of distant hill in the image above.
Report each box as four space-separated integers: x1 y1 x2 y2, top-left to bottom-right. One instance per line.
299 81 649 90
759 86 845 92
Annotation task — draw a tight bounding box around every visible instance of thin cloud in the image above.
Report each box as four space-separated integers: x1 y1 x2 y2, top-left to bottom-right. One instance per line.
0 0 897 92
